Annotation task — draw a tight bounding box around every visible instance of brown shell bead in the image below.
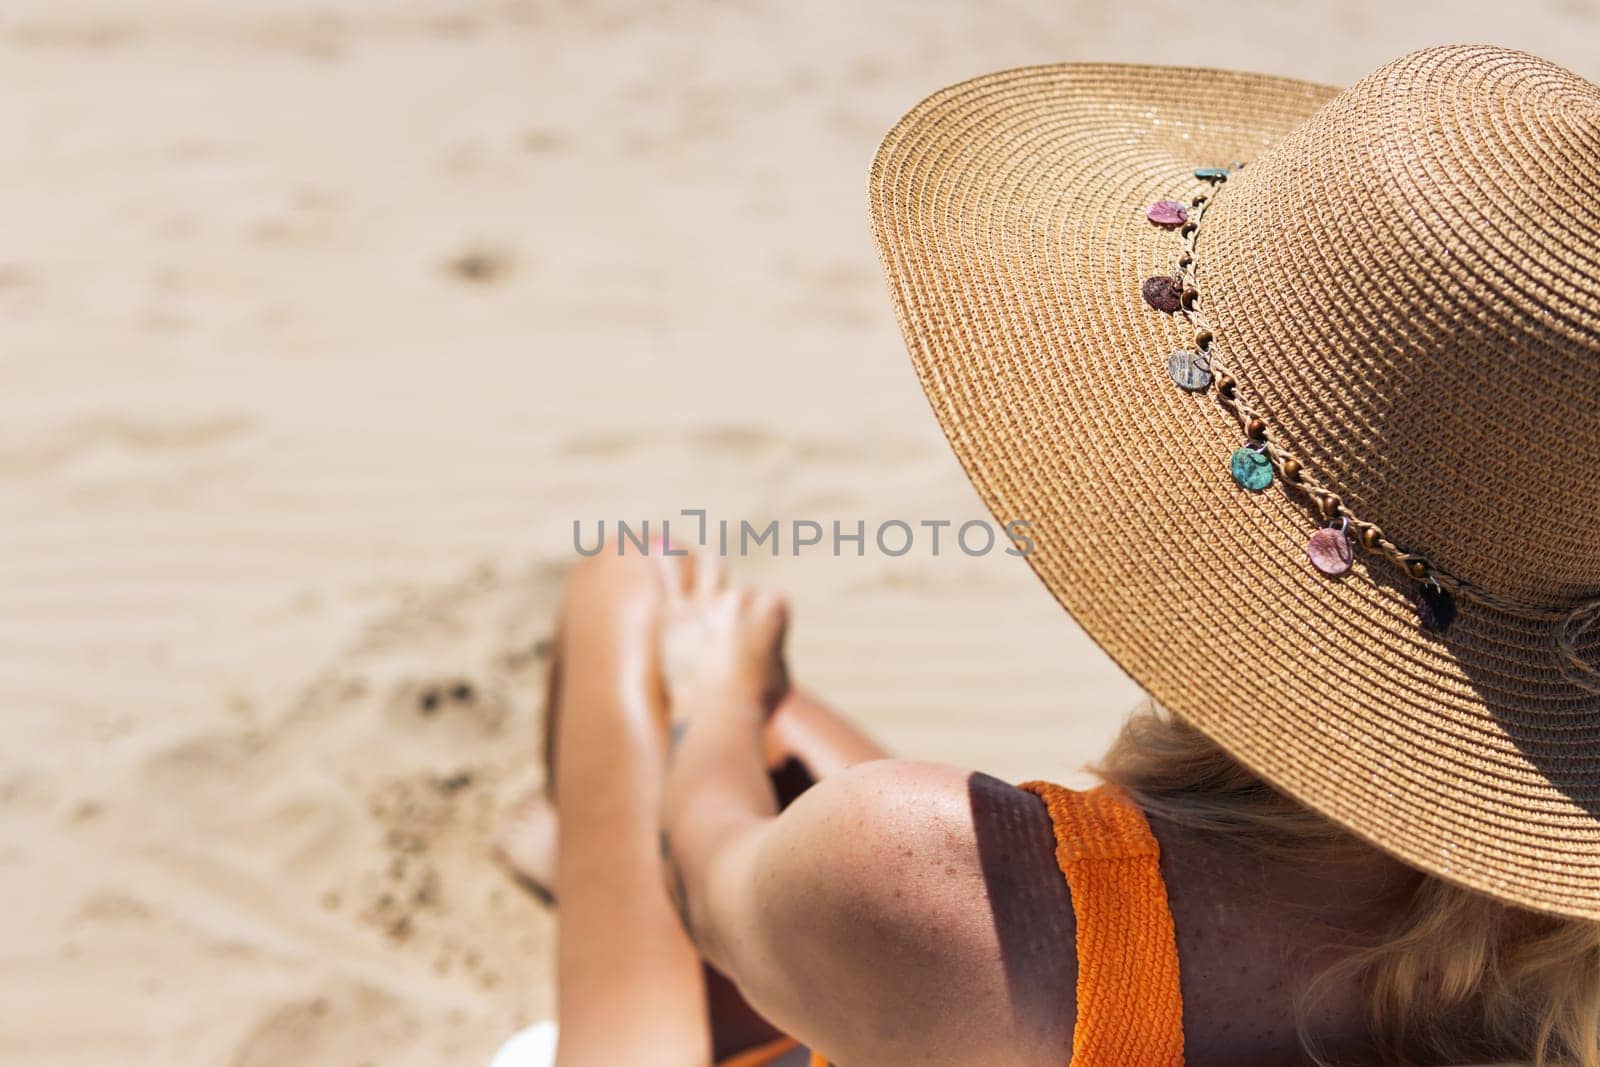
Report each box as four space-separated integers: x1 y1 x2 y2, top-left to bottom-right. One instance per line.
1141 276 1184 313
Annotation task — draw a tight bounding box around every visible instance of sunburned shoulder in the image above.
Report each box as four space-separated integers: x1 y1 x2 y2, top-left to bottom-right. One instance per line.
722 760 1076 1067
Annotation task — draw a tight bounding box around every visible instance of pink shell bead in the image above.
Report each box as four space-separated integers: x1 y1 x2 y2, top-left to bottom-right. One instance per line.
1307 527 1354 577
1146 199 1188 227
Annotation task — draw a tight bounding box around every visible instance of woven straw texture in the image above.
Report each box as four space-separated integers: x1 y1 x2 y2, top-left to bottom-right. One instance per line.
870 46 1600 919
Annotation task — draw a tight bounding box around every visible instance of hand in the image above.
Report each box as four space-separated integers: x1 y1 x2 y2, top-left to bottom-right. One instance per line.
657 553 790 721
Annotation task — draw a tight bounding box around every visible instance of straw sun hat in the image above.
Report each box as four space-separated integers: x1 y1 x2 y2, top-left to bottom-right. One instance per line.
869 45 1600 919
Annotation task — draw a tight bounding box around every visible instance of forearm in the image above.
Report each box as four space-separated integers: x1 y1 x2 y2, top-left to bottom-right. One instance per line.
658 684 779 959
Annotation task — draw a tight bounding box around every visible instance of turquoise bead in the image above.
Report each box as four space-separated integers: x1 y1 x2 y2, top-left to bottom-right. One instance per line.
1193 166 1230 182
1229 447 1273 491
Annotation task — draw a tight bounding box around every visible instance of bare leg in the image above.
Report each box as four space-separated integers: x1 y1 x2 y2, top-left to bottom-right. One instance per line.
499 551 889 1065
542 545 708 1067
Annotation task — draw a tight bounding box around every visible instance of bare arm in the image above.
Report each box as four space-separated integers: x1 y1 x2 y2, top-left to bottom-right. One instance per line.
658 673 777 961
654 558 1074 1066
654 557 787 959
671 758 1075 1066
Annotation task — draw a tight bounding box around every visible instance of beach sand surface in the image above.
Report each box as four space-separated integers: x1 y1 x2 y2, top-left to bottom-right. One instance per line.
3 3 1596 1063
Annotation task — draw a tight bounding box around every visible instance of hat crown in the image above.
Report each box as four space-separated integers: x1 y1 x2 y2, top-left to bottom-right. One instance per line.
1201 46 1600 601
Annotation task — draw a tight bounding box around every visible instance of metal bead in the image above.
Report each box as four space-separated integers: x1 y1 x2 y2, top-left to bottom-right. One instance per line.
1180 286 1199 310
1318 493 1342 520
1281 457 1302 482
1192 329 1213 350
1246 417 1267 441
1216 376 1236 399
1360 525 1383 551
1407 559 1429 581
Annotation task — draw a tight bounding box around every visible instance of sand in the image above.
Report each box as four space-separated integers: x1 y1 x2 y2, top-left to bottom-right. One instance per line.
3 3 1597 1064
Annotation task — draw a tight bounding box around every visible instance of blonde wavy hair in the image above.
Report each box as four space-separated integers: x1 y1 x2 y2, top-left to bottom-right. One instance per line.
1095 701 1600 1067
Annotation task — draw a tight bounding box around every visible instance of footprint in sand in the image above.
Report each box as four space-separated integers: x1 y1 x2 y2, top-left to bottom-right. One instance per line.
117 561 566 1028
227 980 418 1067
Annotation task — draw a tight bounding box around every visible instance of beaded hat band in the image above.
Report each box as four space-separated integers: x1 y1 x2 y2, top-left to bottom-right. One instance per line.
870 47 1600 920
1144 166 1600 687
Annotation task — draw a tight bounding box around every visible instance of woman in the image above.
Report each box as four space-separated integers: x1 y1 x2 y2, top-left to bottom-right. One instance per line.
498 45 1600 1066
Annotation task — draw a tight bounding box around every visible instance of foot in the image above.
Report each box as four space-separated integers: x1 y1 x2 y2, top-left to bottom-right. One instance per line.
657 551 791 719
495 789 560 903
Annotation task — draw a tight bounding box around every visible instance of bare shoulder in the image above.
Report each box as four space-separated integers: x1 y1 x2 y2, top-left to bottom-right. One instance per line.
723 760 1075 1066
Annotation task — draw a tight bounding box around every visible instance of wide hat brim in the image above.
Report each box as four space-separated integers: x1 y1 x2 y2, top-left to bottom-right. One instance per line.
870 62 1600 920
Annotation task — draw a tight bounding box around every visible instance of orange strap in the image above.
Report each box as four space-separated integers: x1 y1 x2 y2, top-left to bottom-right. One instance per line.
714 1036 828 1067
1018 782 1185 1067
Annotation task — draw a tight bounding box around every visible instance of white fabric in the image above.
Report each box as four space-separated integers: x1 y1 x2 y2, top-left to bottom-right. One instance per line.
488 1021 558 1067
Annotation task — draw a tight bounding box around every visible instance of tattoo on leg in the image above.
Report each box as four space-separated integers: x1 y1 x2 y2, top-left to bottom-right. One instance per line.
659 829 694 934
666 719 690 766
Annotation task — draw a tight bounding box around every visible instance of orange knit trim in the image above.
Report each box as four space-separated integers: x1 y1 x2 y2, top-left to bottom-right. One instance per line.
715 1036 805 1067
1018 781 1185 1067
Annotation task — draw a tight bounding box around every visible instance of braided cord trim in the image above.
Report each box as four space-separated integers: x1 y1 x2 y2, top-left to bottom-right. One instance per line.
1166 175 1600 690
